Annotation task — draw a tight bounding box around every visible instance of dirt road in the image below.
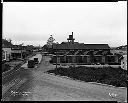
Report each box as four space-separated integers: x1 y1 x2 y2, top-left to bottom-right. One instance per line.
2 54 127 102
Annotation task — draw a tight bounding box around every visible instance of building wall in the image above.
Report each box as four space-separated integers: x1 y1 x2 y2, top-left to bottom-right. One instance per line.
102 56 105 63
52 56 57 63
11 49 27 59
2 48 12 55
51 50 121 65
66 56 72 63
2 50 7 61
94 56 102 63
2 48 12 61
106 56 115 63
83 56 87 63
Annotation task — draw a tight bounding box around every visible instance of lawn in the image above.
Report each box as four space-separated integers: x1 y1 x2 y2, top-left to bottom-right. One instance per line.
47 66 127 87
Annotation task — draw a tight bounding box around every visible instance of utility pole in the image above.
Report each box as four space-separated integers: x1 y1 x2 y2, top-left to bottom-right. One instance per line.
56 49 57 69
21 51 23 59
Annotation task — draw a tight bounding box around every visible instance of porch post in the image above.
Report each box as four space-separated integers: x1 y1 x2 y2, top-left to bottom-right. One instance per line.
87 56 90 63
102 56 105 63
115 56 118 63
21 51 23 59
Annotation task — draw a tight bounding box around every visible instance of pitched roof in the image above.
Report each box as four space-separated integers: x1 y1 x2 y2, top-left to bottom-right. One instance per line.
53 43 89 50
12 45 27 50
12 45 22 49
85 44 110 49
53 43 110 50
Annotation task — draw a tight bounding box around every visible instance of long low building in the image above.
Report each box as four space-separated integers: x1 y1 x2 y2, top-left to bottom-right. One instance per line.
50 32 122 65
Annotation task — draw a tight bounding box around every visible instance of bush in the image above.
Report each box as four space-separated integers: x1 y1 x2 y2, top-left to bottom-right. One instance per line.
46 66 127 87
2 64 11 73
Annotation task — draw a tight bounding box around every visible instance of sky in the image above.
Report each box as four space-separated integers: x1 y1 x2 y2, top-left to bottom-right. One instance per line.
3 2 127 47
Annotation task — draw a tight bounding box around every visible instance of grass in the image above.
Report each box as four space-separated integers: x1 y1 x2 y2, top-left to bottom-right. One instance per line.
47 66 127 87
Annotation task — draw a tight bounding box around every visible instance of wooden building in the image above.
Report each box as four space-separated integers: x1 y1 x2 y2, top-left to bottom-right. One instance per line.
11 45 27 60
51 32 121 65
2 39 13 61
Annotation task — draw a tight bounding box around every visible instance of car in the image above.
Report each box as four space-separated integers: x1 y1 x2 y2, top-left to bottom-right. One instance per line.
34 58 39 64
27 60 35 68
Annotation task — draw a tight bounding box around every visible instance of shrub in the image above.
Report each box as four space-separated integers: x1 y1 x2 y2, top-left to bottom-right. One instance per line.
46 66 127 87
2 64 11 73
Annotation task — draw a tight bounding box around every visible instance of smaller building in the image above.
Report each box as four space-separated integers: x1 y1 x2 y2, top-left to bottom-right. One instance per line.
121 55 127 70
11 45 27 60
2 39 13 61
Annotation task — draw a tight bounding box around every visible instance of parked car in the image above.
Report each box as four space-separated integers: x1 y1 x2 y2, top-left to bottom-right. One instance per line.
27 60 35 68
34 58 39 64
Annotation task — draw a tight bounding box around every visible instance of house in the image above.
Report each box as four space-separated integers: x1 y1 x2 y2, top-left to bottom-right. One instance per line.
51 32 121 65
2 50 7 62
120 55 127 70
25 45 34 55
11 45 27 60
2 39 13 61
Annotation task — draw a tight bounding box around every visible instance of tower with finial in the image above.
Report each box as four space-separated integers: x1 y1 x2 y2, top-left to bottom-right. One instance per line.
67 32 75 43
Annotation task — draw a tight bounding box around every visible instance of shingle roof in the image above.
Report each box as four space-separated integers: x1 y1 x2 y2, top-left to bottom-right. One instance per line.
53 43 89 50
85 44 110 49
53 44 110 50
12 45 23 49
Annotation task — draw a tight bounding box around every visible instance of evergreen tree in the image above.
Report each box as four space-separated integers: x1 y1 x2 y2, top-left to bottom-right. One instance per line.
47 35 55 46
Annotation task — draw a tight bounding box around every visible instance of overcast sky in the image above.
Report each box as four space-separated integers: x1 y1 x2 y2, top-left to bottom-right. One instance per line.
3 2 127 47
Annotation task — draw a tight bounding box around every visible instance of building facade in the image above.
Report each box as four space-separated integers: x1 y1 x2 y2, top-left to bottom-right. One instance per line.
2 39 13 61
2 48 11 62
11 45 27 60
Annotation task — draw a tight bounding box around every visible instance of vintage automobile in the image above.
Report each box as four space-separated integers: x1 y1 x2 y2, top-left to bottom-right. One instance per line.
34 58 39 64
27 60 35 68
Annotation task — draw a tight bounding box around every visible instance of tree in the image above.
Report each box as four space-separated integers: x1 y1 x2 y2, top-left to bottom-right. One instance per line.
47 35 55 46
8 39 12 43
19 43 24 46
2 38 13 46
7 38 13 45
